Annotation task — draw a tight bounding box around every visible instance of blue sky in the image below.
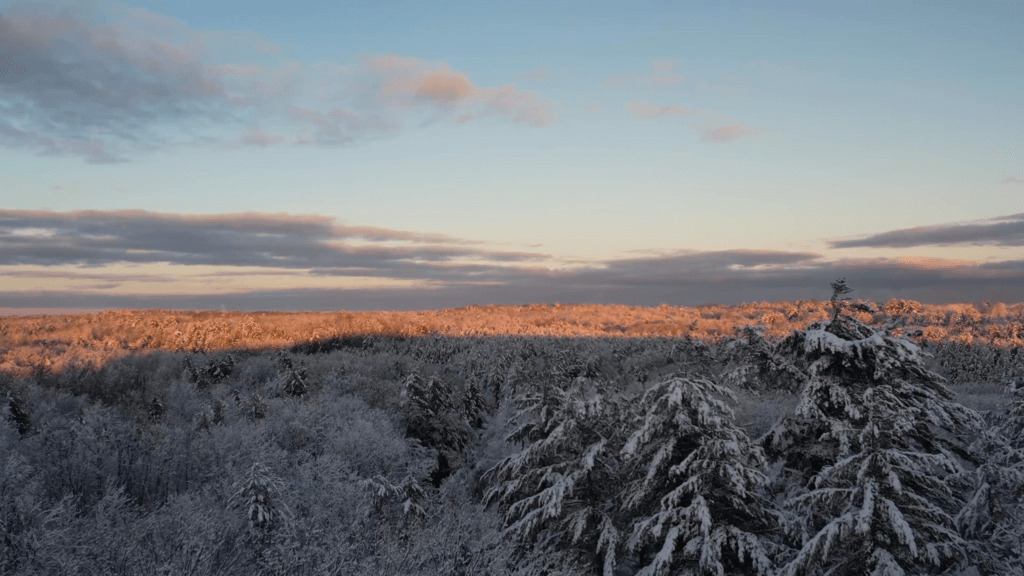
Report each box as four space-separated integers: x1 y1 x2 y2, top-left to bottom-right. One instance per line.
1 0 1023 311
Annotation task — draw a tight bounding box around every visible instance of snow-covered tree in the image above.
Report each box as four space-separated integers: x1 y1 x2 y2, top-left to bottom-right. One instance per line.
276 351 308 398
483 376 630 574
952 379 1024 573
5 389 30 436
403 371 470 455
766 280 983 575
229 461 293 562
463 378 487 429
786 384 971 576
620 375 777 576
718 325 809 394
402 371 472 486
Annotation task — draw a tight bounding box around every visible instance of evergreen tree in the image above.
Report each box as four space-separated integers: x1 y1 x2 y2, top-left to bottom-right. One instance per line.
6 390 31 436
277 352 308 398
229 461 293 561
463 378 487 429
786 385 971 576
620 375 777 576
483 377 630 574
718 325 809 394
402 371 472 486
952 380 1024 573
768 280 982 575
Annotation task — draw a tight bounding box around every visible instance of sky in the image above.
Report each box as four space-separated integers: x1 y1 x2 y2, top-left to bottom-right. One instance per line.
1 0 1023 312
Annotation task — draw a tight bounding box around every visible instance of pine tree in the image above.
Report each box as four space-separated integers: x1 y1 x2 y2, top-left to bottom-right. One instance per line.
148 396 164 422
463 378 487 429
402 371 471 486
620 375 777 576
770 280 982 576
786 385 971 575
229 462 293 559
952 380 1024 573
277 352 308 398
403 371 470 454
718 325 809 394
6 390 31 436
483 377 630 574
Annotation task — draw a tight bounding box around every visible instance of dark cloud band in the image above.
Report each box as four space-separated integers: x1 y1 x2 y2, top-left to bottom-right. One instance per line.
0 209 547 273
830 213 1024 248
3 210 1024 309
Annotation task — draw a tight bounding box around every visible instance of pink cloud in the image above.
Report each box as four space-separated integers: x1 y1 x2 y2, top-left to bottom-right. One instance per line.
0 4 552 163
701 125 756 142
627 101 692 118
602 76 620 87
645 59 684 86
1003 176 1024 184
364 55 553 126
414 70 476 104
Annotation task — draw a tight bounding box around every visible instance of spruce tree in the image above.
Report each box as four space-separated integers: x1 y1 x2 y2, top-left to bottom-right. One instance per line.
953 381 1024 573
718 325 809 394
620 375 777 576
483 376 629 574
770 280 982 576
402 371 471 486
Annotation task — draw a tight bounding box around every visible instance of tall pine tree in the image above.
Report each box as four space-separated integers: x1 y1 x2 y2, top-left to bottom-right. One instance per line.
620 375 777 576
770 280 982 576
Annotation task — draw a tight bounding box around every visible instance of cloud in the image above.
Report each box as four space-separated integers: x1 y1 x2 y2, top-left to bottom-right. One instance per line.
643 59 684 86
627 101 692 118
604 60 685 89
3 210 1024 308
5 246 1024 310
700 125 756 142
0 3 230 162
228 128 287 148
0 210 549 279
1003 176 1024 184
830 213 1024 248
0 3 553 162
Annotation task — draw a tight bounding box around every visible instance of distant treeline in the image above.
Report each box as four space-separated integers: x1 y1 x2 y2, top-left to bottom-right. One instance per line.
2 299 1022 377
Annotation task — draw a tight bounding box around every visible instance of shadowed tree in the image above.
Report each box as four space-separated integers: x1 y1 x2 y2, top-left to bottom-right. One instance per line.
764 280 982 576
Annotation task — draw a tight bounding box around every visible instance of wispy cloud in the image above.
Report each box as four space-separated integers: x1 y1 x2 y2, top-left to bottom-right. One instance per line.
830 213 1024 248
3 210 1024 308
0 3 553 162
643 59 684 86
700 125 755 142
627 101 692 118
5 244 1024 310
1003 176 1024 184
603 60 685 89
362 55 553 127
0 210 549 281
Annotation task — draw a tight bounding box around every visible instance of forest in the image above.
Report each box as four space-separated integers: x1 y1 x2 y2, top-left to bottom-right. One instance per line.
2 282 1023 575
